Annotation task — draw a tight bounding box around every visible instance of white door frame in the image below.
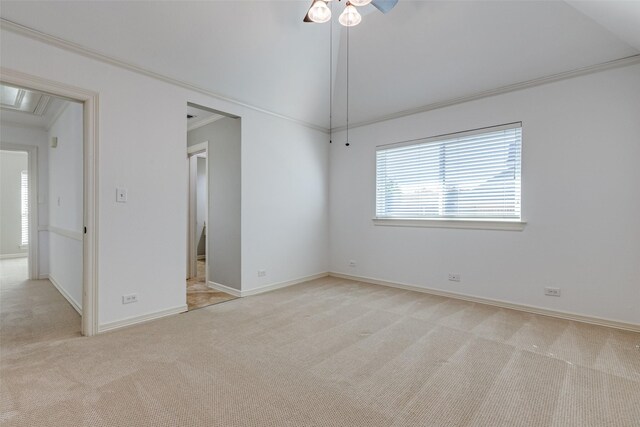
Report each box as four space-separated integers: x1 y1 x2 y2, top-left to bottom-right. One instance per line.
186 141 208 283
1 68 100 337
0 143 38 280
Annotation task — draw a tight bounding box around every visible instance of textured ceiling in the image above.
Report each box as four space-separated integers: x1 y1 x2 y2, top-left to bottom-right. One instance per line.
1 1 638 129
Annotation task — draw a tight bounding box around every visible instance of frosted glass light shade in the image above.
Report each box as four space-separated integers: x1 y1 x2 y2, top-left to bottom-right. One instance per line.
308 0 332 23
339 4 362 27
350 0 372 6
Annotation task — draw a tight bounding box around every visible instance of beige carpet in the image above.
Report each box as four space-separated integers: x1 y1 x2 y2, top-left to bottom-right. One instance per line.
1 272 639 426
187 260 237 311
0 259 81 352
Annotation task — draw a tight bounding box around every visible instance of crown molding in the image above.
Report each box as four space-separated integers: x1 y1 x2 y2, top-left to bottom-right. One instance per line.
187 114 225 132
0 18 328 133
4 18 638 137
331 54 640 133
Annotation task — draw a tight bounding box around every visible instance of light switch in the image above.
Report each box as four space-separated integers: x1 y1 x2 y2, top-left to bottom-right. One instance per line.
116 188 127 203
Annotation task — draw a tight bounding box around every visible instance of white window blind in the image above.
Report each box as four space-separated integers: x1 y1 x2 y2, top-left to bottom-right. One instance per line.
376 124 522 220
21 170 28 246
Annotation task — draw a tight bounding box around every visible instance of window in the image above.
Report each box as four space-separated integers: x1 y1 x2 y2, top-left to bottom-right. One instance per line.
375 123 522 224
21 170 28 246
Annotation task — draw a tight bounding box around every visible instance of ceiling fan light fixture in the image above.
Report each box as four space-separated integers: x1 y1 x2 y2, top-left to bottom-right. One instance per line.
308 0 332 23
339 3 362 27
350 0 372 6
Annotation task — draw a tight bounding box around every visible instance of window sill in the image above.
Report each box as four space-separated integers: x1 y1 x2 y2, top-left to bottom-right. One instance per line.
372 218 527 231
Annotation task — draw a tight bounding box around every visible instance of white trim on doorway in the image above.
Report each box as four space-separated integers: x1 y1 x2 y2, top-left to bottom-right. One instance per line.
1 67 100 337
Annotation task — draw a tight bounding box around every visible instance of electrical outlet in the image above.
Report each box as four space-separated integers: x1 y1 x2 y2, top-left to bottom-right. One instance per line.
257 270 266 277
448 273 461 282
349 260 356 267
544 287 561 297
122 294 138 304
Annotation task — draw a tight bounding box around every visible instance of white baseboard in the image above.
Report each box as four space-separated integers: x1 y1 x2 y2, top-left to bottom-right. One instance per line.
242 272 329 297
98 305 188 333
38 273 49 280
0 253 27 260
40 224 83 241
48 274 82 315
329 272 640 333
207 281 242 297
208 272 329 298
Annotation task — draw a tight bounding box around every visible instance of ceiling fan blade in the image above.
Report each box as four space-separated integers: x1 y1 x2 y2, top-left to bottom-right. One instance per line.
371 0 398 14
303 0 315 22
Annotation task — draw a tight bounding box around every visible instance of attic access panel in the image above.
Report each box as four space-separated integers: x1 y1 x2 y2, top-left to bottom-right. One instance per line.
0 83 51 115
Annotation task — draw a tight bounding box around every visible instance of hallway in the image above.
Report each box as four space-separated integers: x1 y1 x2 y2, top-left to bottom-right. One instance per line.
0 258 80 355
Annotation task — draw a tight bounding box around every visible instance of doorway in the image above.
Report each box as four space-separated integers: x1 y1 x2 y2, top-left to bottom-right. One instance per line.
1 82 85 344
185 142 219 310
185 103 239 310
0 70 98 336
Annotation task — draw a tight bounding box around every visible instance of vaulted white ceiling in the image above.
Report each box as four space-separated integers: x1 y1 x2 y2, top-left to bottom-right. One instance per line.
1 1 638 130
0 1 331 127
566 0 640 52
330 0 639 127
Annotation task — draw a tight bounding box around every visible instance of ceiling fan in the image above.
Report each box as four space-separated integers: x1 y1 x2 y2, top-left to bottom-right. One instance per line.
304 0 398 27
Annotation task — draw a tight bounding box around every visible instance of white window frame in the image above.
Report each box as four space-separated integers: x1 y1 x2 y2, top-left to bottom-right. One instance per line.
373 123 526 231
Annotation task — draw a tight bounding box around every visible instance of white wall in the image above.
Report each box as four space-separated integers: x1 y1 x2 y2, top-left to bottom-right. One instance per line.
47 102 84 309
330 64 640 326
241 111 329 291
188 118 241 290
0 150 28 257
0 125 49 274
1 28 329 327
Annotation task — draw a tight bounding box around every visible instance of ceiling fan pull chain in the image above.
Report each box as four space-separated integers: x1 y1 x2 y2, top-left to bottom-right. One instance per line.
330 3 333 144
346 24 350 147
